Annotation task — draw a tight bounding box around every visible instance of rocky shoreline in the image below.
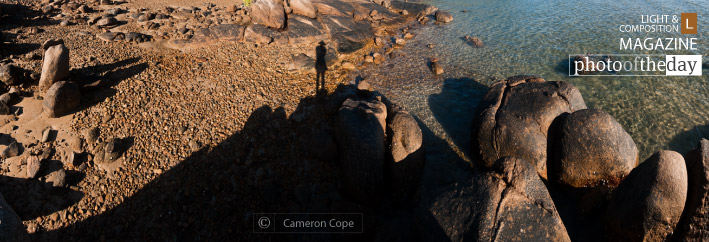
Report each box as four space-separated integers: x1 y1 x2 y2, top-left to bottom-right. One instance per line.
1 0 708 241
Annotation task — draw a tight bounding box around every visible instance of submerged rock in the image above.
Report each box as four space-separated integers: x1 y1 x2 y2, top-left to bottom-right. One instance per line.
604 150 687 241
551 108 638 188
471 76 586 179
464 35 484 47
435 10 453 23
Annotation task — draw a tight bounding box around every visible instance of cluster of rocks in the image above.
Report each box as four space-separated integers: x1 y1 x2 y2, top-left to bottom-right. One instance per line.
329 81 425 204
453 75 708 241
0 35 132 238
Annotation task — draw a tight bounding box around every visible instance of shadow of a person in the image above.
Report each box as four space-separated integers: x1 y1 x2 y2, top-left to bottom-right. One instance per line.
315 41 328 94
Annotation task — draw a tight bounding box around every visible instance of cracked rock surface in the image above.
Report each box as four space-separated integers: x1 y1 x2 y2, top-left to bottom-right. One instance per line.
471 75 586 179
417 157 570 242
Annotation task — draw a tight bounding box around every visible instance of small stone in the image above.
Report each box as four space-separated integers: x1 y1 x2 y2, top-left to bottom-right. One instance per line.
0 102 10 115
83 127 99 144
1 141 20 158
77 5 90 13
0 64 24 86
41 128 52 142
104 138 121 161
372 53 384 65
189 140 200 151
364 55 374 63
26 156 41 178
356 79 371 92
341 61 355 70
46 169 66 187
394 37 406 46
96 17 118 27
69 136 83 153
431 61 443 75
60 20 69 26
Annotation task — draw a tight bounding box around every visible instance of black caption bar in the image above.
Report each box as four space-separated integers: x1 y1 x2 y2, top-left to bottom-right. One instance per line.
253 213 363 233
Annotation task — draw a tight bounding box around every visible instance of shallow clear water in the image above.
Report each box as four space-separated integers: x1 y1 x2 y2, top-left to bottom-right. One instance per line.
362 0 708 163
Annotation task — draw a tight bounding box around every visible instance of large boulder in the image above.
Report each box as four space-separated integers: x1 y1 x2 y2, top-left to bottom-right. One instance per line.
250 0 286 29
674 139 709 241
288 0 316 18
335 95 387 204
418 157 571 241
39 43 70 91
550 108 638 188
385 103 424 199
604 150 687 241
471 75 587 179
0 192 29 242
0 64 24 86
43 81 81 118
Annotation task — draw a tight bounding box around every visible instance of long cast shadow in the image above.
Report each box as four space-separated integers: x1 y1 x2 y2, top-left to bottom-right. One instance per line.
27 81 490 241
427 77 488 159
667 123 709 155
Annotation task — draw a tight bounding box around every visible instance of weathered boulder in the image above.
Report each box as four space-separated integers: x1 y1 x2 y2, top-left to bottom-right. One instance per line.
0 64 24 86
418 157 571 241
551 108 638 188
322 16 373 54
386 103 424 198
334 95 387 204
250 0 286 29
244 24 275 44
288 0 316 18
0 192 29 242
435 10 453 23
471 76 586 179
39 44 70 91
604 150 687 242
43 81 81 118
306 130 338 162
286 16 326 44
674 139 709 241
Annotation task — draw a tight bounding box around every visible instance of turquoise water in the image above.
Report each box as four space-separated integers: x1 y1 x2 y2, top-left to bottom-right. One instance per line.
361 0 708 162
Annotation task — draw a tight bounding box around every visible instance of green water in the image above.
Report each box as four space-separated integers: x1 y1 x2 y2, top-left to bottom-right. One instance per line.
362 0 708 162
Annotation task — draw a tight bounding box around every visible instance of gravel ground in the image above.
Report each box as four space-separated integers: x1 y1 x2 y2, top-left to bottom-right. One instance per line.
0 0 428 240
